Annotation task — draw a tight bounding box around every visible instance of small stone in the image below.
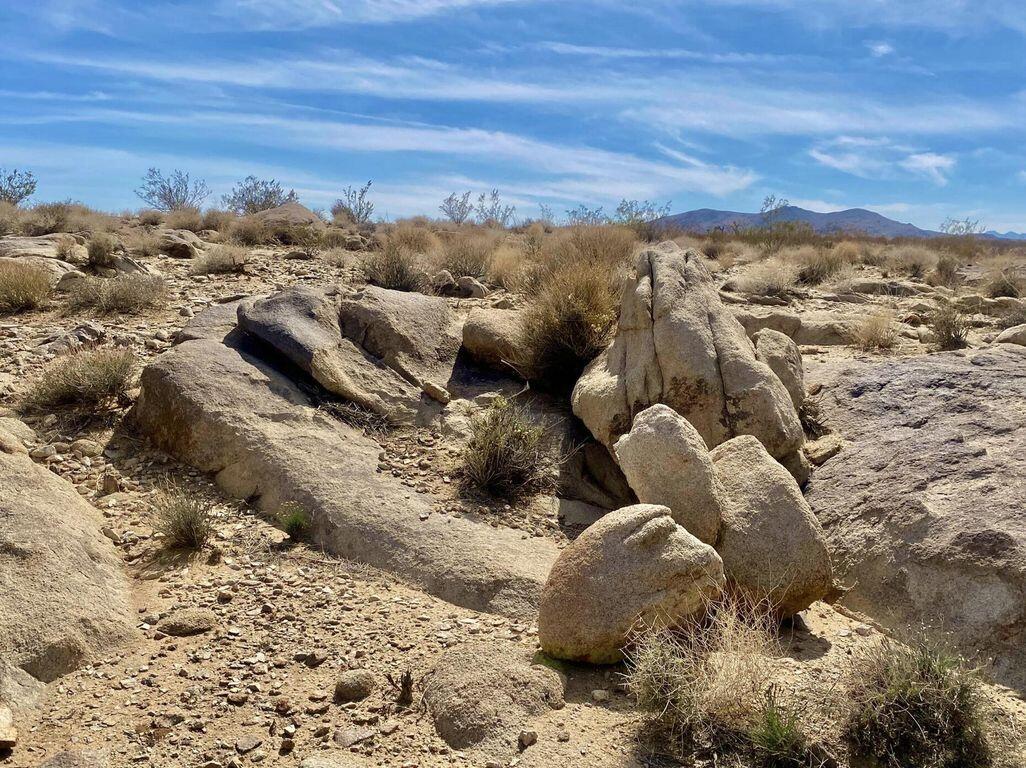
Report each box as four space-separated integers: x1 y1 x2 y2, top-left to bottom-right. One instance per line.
591 689 610 702
519 729 538 749
159 607 218 637
333 726 375 748
333 669 376 703
0 705 17 750
236 734 262 754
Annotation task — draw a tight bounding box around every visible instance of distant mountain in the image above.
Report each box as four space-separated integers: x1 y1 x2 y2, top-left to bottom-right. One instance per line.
985 230 1026 241
655 205 939 238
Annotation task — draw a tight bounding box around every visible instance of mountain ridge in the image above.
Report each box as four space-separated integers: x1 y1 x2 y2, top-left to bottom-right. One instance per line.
655 205 940 238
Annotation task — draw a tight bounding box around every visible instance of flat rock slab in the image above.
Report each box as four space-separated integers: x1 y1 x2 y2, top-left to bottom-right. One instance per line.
806 345 1026 692
129 331 558 618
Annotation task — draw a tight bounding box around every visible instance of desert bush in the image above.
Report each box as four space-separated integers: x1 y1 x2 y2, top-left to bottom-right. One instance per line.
122 228 161 258
200 208 237 233
331 181 374 225
799 395 829 439
226 216 270 246
844 638 991 768
440 231 499 278
929 253 962 287
859 243 888 266
388 223 440 256
541 225 636 274
518 262 619 392
852 310 899 351
164 206 204 232
996 306 1026 330
362 241 425 292
626 597 778 757
0 261 51 314
86 232 120 269
135 168 210 212
888 245 937 279
24 201 72 235
137 209 164 226
54 235 78 261
831 240 863 264
0 201 23 235
522 221 546 258
458 396 549 500
155 483 213 550
748 686 812 767
487 242 537 292
982 265 1024 299
191 245 248 275
930 304 969 350
735 259 798 297
440 191 474 225
0 167 37 205
320 228 350 249
784 245 846 285
277 501 312 540
23 348 135 409
68 274 167 314
222 176 297 215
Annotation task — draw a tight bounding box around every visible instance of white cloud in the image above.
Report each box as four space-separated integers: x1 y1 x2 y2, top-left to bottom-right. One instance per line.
218 0 531 28
867 41 895 57
809 138 956 185
899 152 956 185
535 41 798 65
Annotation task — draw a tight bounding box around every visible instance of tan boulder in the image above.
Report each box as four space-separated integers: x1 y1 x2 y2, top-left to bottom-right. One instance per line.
572 242 803 463
613 405 724 544
754 328 805 408
996 323 1026 347
461 306 524 370
538 504 724 663
710 436 835 616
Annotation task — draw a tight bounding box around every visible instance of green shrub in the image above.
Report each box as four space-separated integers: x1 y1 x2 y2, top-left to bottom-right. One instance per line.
277 502 312 540
844 639 991 768
459 396 549 500
24 348 135 409
930 304 969 350
0 261 51 314
748 686 810 767
156 483 213 549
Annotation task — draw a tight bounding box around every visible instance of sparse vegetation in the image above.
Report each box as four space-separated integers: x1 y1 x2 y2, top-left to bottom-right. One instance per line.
226 216 270 246
137 208 164 226
748 686 812 767
222 176 298 215
852 310 899 351
459 396 549 500
134 168 210 212
24 201 72 235
982 264 1023 298
0 201 21 235
787 244 847 285
844 638 991 768
888 245 936 279
86 232 120 269
23 348 135 410
798 395 829 439
996 305 1026 330
191 245 248 275
735 259 798 297
930 304 970 350
277 502 312 541
930 253 962 287
440 231 498 278
0 167 37 205
474 189 516 227
362 240 425 292
155 482 213 550
122 228 161 257
332 181 374 225
68 274 167 314
0 261 52 314
440 191 473 224
164 206 204 232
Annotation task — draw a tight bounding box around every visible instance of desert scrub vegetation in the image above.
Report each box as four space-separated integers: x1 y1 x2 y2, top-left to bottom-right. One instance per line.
164 206 204 232
155 482 213 550
458 396 550 500
996 305 1026 330
439 230 499 278
23 348 135 410
982 264 1024 299
784 244 847 285
362 240 425 292
0 167 37 205
191 245 248 275
135 168 210 212
226 216 270 246
23 201 72 235
86 232 121 268
930 304 970 350
137 208 164 226
277 501 312 541
68 274 167 314
735 259 798 297
222 175 298 215
852 310 899 351
0 201 24 235
887 245 937 279
0 261 52 314
929 253 962 288
539 224 636 275
122 228 161 258
844 638 991 768
487 241 538 292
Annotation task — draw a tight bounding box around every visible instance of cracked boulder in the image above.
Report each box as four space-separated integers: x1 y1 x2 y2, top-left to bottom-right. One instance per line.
237 285 461 423
572 243 804 470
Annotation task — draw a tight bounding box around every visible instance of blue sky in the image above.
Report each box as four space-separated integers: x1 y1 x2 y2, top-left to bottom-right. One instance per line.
2 0 1025 230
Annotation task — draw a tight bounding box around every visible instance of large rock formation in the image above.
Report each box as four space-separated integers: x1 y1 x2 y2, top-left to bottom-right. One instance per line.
129 310 557 618
572 243 803 469
754 328 805 409
806 345 1026 692
538 504 724 663
613 404 724 545
710 436 836 616
238 285 460 423
0 420 132 727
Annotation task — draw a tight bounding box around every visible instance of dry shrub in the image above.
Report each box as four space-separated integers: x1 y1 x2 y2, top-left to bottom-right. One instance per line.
362 241 425 292
782 245 846 285
827 262 859 294
67 204 120 234
859 243 888 266
164 206 204 232
0 201 24 235
930 304 969 350
625 596 779 757
227 216 270 246
929 253 962 287
122 228 161 258
389 223 441 256
523 221 546 258
487 242 537 292
982 264 1024 299
155 482 213 550
518 262 619 392
735 259 798 297
888 245 937 279
996 305 1026 330
68 274 167 314
458 396 550 500
700 239 756 270
24 201 72 235
831 240 863 264
541 225 636 275
440 230 499 278
191 245 248 275
320 228 350 249
0 261 51 314
844 638 991 768
24 348 135 409
55 235 79 261
137 209 164 226
200 208 237 233
852 310 899 351
86 232 121 268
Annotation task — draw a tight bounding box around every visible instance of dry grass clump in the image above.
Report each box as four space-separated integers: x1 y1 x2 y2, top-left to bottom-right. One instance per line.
698 239 757 270
541 225 636 274
784 244 847 285
852 310 899 351
55 235 79 261
996 305 1026 330
68 274 167 314
439 231 499 278
888 245 937 279
155 482 213 550
735 259 798 297
387 223 441 257
929 253 962 287
23 348 135 410
122 228 161 258
930 304 969 350
24 201 72 235
625 597 788 760
190 245 248 275
137 209 164 226
518 262 619 392
0 261 52 314
844 638 991 768
86 232 121 268
0 201 23 235
458 396 550 500
487 242 537 292
227 217 270 246
362 240 425 292
201 208 237 233
164 206 204 232
982 264 1024 298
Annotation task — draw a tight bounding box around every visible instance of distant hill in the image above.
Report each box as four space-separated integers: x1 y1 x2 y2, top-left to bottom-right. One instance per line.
985 230 1026 241
655 205 939 238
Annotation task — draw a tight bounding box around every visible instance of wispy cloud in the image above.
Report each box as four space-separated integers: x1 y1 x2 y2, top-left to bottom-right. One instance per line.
899 152 956 185
867 41 895 57
535 41 798 65
809 137 956 185
220 0 533 28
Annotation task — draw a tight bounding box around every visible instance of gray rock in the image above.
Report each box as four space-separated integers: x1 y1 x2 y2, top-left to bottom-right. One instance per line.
755 328 805 408
792 316 855 346
807 345 1026 693
159 229 203 259
457 275 489 298
39 750 109 768
250 201 323 229
158 607 217 636
732 308 802 339
995 323 1026 347
462 307 525 371
333 669 375 702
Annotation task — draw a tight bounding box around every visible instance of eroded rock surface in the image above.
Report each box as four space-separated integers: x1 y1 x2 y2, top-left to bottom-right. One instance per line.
807 345 1026 691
